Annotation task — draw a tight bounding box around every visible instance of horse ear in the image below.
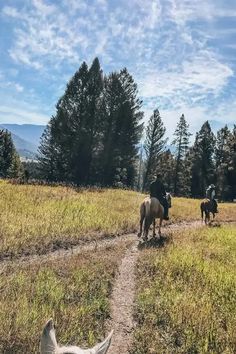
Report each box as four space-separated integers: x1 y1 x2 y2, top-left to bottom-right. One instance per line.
92 330 113 354
40 319 58 354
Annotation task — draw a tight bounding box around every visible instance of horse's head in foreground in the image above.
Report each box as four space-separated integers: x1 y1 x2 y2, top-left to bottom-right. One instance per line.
40 319 113 354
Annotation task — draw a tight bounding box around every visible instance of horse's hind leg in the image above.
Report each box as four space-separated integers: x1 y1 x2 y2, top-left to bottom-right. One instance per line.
138 215 144 237
152 219 156 238
144 217 150 240
206 211 210 224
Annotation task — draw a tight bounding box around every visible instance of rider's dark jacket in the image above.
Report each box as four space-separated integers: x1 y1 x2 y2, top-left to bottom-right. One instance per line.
150 179 166 200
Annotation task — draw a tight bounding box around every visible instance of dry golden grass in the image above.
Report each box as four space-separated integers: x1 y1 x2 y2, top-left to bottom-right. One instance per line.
0 181 143 258
0 180 235 258
0 242 131 353
132 225 236 353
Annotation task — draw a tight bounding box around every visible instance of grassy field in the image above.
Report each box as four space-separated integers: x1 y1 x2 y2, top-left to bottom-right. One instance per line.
0 181 235 259
132 225 236 353
0 242 131 353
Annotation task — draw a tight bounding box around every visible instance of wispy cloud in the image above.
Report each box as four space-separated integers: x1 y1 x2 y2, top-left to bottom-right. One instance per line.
0 0 236 130
0 105 49 125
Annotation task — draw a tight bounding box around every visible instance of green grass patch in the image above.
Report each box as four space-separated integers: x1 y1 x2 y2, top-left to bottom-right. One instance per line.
133 225 236 353
0 244 127 353
0 181 235 258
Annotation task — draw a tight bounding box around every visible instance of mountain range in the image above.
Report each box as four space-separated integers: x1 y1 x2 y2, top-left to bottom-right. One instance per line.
0 124 45 159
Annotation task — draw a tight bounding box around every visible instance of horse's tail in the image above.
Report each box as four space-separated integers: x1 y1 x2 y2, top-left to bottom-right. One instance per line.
200 202 204 220
144 199 151 233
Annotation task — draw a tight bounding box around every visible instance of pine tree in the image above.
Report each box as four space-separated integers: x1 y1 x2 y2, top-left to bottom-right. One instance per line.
76 58 104 184
0 129 22 178
39 60 103 184
100 69 143 187
38 61 143 187
142 109 167 191
158 150 175 192
172 114 191 195
39 61 90 183
215 125 231 200
38 118 60 181
228 125 236 201
190 121 215 197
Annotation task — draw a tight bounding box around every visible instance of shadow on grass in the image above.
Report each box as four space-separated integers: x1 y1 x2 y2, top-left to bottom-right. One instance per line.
138 233 173 250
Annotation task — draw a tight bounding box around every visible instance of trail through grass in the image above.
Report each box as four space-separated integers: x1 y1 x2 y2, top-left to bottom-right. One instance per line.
0 243 130 353
0 181 235 258
132 225 236 353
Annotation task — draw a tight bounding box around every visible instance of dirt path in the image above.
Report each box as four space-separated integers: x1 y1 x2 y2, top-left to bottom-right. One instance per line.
107 241 139 354
0 233 136 272
0 219 214 351
0 220 204 273
105 220 204 353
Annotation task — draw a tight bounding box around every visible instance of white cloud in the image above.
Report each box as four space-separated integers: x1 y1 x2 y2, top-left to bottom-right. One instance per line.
1 0 236 131
0 105 49 125
14 83 24 92
139 50 233 102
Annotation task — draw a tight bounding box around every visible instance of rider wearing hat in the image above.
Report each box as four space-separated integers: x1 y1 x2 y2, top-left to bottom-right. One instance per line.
150 173 169 220
206 184 218 213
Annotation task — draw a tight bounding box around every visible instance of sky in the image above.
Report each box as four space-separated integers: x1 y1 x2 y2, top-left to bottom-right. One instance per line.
0 0 236 138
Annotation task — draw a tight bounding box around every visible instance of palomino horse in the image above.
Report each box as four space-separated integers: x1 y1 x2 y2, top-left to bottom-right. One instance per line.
138 193 171 240
40 319 113 354
200 198 217 224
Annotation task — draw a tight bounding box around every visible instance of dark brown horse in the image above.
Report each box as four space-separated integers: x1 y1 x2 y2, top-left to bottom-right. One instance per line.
200 199 217 224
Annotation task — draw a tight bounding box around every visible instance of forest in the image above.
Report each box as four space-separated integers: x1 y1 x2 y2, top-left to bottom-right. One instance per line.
0 58 235 200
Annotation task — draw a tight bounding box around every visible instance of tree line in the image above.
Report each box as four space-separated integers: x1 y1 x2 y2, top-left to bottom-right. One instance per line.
143 111 236 201
1 58 235 201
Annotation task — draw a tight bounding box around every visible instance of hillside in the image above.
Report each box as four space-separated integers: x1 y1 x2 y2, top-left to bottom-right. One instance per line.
1 124 45 146
0 124 46 159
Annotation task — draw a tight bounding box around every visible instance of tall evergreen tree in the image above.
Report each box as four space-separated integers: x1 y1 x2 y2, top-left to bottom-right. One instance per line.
0 129 22 178
172 114 191 195
85 58 104 183
100 69 143 187
142 109 167 191
215 125 231 167
38 118 60 181
190 121 215 197
215 126 231 200
158 149 175 192
39 61 143 187
38 59 105 184
228 125 236 200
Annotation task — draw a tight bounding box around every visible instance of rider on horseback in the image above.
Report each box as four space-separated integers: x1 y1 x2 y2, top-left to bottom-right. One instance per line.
150 173 169 220
206 184 218 213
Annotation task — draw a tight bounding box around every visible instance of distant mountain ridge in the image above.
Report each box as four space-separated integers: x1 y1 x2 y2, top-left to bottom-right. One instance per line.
1 124 45 147
0 123 46 159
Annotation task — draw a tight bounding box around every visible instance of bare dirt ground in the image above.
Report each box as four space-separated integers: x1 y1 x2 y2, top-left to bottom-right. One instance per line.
107 242 139 354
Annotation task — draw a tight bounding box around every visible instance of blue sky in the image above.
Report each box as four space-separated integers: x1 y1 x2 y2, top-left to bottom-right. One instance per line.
0 0 236 137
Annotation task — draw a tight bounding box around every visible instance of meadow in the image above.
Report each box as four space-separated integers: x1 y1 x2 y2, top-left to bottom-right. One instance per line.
0 181 236 353
0 241 131 353
132 225 236 353
0 181 235 259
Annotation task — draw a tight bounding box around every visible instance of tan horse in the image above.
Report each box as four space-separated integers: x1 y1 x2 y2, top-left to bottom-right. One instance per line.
40 319 113 354
138 194 171 240
200 198 216 224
